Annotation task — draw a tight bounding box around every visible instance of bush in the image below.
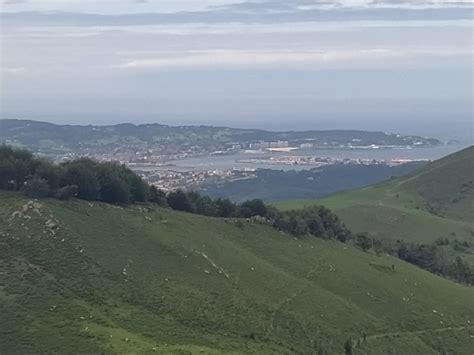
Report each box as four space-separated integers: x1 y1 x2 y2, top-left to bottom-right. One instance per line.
0 145 35 190
238 199 267 218
54 185 78 200
149 185 167 206
344 339 353 355
215 198 237 217
22 176 50 198
355 233 372 252
61 159 100 200
99 174 130 204
167 190 194 212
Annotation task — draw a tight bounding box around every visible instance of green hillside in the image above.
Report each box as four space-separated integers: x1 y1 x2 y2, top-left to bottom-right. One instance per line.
1 191 473 354
276 146 474 244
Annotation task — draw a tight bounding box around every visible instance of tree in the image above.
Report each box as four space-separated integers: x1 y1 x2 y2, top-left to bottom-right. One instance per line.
128 174 149 202
167 190 194 212
0 158 18 190
355 233 372 252
289 215 308 235
344 339 353 355
239 199 267 218
54 185 78 200
149 185 167 206
0 145 34 189
452 256 473 283
22 175 50 198
61 159 100 200
215 198 237 217
194 195 218 216
97 161 148 203
305 213 324 236
99 173 130 204
35 160 63 189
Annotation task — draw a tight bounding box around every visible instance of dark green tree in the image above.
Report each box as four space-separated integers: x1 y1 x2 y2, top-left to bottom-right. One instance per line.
215 198 237 217
99 173 130 204
167 190 194 212
355 233 372 252
61 158 100 200
239 199 267 218
22 175 50 198
344 339 353 355
149 185 167 206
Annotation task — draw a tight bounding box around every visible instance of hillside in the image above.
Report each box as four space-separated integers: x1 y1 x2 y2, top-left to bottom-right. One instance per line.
276 146 474 244
1 191 473 354
199 163 424 203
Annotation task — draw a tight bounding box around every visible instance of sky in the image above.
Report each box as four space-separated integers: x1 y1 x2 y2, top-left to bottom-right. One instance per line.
1 0 473 140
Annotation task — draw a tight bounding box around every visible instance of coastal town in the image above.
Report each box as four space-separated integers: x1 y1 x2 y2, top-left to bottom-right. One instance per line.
132 155 425 191
1 119 440 191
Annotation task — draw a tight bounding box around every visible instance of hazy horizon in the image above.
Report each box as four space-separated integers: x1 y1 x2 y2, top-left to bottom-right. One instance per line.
1 0 473 142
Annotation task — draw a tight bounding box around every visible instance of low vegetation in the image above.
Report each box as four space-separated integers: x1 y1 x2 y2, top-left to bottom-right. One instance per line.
276 146 474 285
1 191 473 353
354 233 474 284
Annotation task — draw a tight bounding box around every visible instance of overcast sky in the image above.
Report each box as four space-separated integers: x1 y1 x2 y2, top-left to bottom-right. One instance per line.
1 0 473 139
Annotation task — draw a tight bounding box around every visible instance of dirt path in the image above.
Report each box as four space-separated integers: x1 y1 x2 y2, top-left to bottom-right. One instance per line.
353 325 473 348
265 264 324 337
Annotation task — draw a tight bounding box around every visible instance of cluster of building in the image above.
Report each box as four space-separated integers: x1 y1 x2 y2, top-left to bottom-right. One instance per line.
137 168 256 191
249 140 289 149
238 155 420 167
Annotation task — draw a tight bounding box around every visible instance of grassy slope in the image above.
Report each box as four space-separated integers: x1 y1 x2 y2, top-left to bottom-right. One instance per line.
1 192 473 354
276 146 474 244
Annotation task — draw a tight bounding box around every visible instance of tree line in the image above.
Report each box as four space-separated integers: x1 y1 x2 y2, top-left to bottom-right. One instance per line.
0 145 350 242
1 145 472 285
0 145 160 204
354 232 474 285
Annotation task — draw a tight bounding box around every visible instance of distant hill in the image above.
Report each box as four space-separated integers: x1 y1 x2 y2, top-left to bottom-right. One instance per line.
393 145 474 221
199 162 425 203
0 119 441 157
276 146 474 244
1 191 473 354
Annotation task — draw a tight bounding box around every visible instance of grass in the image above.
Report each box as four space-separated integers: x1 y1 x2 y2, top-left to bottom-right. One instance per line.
275 146 474 245
278 185 473 244
1 191 473 354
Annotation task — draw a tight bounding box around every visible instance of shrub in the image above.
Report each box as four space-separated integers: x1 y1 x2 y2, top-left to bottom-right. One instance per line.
22 176 50 198
167 190 194 212
344 339 353 355
355 233 372 252
54 185 78 200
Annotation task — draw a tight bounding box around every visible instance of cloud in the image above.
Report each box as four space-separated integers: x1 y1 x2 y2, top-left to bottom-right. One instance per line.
112 47 471 69
11 19 471 40
2 0 28 4
370 0 473 6
2 66 27 74
217 0 474 12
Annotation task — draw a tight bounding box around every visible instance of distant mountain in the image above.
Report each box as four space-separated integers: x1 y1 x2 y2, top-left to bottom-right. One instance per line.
1 191 473 353
0 119 442 157
276 146 474 244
